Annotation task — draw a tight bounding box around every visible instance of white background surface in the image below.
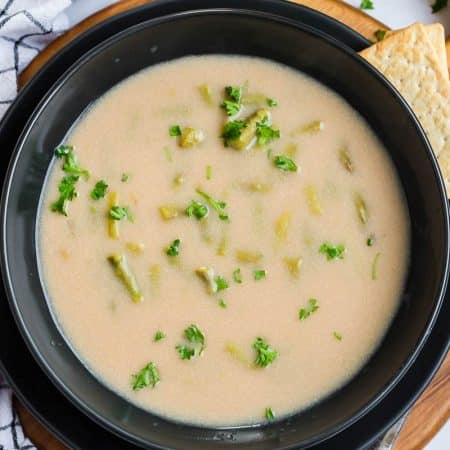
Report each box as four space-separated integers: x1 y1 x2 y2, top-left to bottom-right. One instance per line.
61 1 449 449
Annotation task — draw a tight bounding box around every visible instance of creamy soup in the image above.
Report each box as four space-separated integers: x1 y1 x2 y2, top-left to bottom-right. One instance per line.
39 55 410 426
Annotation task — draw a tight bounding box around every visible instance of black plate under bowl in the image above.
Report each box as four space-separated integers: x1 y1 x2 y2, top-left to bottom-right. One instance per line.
0 2 449 450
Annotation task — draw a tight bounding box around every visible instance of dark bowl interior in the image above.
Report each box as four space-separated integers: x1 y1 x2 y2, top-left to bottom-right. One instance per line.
1 9 448 450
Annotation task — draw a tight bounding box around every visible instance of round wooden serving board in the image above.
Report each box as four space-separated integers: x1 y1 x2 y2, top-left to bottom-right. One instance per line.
16 1 450 449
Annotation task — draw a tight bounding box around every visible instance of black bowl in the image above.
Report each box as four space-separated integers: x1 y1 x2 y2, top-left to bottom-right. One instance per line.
1 8 449 450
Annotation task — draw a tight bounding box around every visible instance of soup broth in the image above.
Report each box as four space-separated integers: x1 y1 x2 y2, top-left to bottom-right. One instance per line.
39 55 410 426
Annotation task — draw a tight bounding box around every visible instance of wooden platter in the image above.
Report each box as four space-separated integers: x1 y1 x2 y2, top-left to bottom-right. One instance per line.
15 1 450 449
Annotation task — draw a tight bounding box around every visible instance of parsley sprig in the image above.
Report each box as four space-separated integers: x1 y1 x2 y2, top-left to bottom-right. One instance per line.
90 180 108 200
131 362 160 391
273 155 298 172
253 337 278 368
166 239 181 257
256 116 280 146
51 175 79 216
196 189 229 221
319 243 346 260
299 299 319 320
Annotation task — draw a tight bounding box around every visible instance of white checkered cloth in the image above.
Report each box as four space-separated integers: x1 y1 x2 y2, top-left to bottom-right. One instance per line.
0 2 70 448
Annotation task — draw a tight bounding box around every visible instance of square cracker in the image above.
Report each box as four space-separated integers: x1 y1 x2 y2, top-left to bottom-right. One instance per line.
359 23 450 193
386 24 448 78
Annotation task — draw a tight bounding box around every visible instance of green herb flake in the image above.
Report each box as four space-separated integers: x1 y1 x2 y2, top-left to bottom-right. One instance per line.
216 275 229 292
253 337 278 368
176 345 195 360
55 144 89 180
218 299 227 308
266 98 277 107
265 407 275 420
154 331 166 342
372 252 381 280
109 205 133 221
254 269 266 281
431 0 447 12
374 29 387 41
225 86 242 103
360 0 374 10
221 120 247 144
333 331 343 341
131 362 160 391
166 239 181 257
273 155 298 172
221 100 241 117
319 243 346 261
169 125 182 137
90 180 108 200
233 268 243 284
256 116 280 146
51 175 79 215
196 189 229 221
184 324 205 345
299 298 319 320
121 173 130 182
185 200 209 220
367 234 375 246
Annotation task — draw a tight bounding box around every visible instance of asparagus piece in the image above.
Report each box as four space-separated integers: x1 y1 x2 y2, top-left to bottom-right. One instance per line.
108 192 120 239
108 253 143 303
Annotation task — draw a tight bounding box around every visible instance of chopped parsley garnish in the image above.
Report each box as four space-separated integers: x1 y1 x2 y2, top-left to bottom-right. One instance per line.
51 175 79 216
131 362 160 391
431 0 447 12
266 98 277 107
221 120 247 144
374 29 386 41
225 86 242 103
253 337 278 368
254 269 266 281
186 200 209 220
299 298 319 320
273 155 298 172
166 239 181 257
176 345 195 360
233 268 242 284
54 145 71 158
185 324 205 345
221 86 243 117
221 100 241 117
359 0 374 10
265 407 275 420
169 125 182 137
121 173 130 182
367 234 375 246
218 299 227 308
196 189 229 221
55 145 89 179
319 243 346 260
154 331 166 342
109 206 133 221
216 275 229 292
256 116 280 146
90 180 108 200
333 331 343 341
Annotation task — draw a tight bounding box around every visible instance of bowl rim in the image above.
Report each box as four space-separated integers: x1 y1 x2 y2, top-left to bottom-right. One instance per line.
1 7 449 450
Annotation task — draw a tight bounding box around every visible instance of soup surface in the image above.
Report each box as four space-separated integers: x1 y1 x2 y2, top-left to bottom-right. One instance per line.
39 55 410 426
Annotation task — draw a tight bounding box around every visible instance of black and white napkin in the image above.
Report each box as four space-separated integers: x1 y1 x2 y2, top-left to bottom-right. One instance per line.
0 2 70 448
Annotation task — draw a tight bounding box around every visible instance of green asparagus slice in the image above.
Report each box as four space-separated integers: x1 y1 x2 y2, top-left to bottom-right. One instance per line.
108 253 143 303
